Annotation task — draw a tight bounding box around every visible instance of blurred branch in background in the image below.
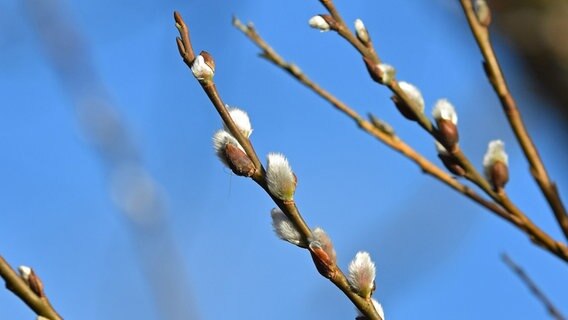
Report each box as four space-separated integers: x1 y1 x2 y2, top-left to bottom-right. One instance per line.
491 0 568 122
21 0 198 319
502 254 566 320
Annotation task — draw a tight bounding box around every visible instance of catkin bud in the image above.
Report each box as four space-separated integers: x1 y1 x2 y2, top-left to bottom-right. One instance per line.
270 208 305 247
309 15 331 32
432 99 459 151
18 266 44 297
363 57 396 86
354 19 370 44
266 153 296 202
392 81 425 121
224 106 253 138
348 251 376 299
483 140 509 191
224 143 255 177
213 130 255 176
191 51 215 81
308 228 337 278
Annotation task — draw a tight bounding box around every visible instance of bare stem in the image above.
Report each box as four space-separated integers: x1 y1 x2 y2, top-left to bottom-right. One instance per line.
0 256 62 320
459 0 568 241
174 11 382 320
232 16 568 264
502 254 566 320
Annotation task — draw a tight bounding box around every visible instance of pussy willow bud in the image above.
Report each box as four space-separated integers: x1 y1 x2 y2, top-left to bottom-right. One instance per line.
348 251 376 299
213 130 240 167
270 208 305 247
474 0 492 27
308 15 331 32
483 140 509 191
191 51 215 81
354 19 370 44
266 153 296 202
308 228 337 278
392 81 425 121
377 64 395 85
436 142 465 177
432 99 459 151
362 57 396 85
18 266 44 297
224 143 255 177
224 106 253 138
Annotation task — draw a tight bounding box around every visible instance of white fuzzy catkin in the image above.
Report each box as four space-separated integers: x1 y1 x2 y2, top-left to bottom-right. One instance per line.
483 139 508 179
432 99 458 125
266 153 296 201
483 140 508 168
191 54 214 80
348 251 376 298
398 81 425 112
18 266 32 281
377 63 395 85
308 15 330 31
270 208 303 246
224 106 253 138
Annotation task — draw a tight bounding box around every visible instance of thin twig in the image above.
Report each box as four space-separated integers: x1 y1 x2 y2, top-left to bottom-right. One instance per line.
232 16 568 264
0 256 62 320
173 11 382 320
458 0 568 241
502 254 566 320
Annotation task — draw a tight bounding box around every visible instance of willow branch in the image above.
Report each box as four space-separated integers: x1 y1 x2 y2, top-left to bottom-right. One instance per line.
233 17 510 225
459 0 568 241
174 11 382 320
311 0 568 263
502 254 566 320
232 16 568 263
0 256 62 320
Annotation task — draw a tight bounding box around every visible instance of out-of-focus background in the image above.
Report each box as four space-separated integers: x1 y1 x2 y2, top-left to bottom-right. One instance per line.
1 0 567 319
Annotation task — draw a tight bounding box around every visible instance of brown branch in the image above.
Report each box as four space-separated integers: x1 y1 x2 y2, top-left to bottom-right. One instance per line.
502 254 566 320
308 0 568 263
232 17 509 225
173 11 382 320
0 256 62 320
231 16 568 264
459 0 568 241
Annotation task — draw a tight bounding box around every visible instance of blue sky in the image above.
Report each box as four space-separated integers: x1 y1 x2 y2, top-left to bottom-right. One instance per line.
1 0 567 319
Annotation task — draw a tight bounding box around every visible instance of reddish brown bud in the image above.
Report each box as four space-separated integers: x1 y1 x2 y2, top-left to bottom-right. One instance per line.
19 266 45 298
436 119 459 152
392 95 418 121
489 161 509 192
363 56 382 83
309 242 336 279
224 143 255 177
198 51 215 73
